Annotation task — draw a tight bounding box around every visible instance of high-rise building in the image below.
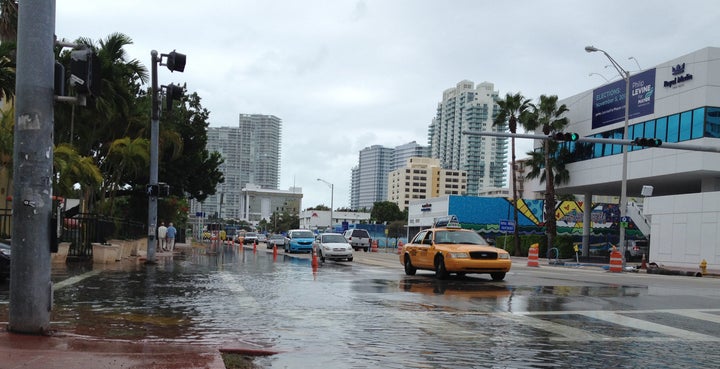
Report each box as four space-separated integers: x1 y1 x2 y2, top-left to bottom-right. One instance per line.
388 157 467 211
428 80 508 196
349 142 430 211
393 141 430 170
352 145 394 210
203 114 282 221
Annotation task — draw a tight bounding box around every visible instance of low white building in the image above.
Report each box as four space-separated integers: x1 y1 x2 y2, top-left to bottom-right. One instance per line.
526 46 720 270
299 210 371 232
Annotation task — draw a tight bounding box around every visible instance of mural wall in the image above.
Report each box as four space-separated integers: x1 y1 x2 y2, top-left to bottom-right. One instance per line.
449 196 645 244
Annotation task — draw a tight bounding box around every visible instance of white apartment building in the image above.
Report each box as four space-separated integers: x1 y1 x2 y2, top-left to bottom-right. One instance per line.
527 46 720 270
388 157 467 211
204 114 282 220
428 80 508 196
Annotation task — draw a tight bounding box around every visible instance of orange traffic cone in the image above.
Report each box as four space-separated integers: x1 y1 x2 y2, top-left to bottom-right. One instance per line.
273 244 278 258
397 240 404 255
253 240 257 253
311 247 319 269
640 253 647 269
609 247 623 272
527 243 539 267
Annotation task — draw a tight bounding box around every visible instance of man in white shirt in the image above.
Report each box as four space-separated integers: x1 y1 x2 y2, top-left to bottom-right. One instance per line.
158 222 168 251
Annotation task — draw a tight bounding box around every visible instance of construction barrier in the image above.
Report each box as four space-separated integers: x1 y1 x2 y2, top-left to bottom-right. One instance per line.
527 243 539 267
609 247 623 272
397 241 404 255
371 239 378 252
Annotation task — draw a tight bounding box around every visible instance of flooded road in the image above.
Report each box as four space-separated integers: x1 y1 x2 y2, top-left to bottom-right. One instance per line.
2 244 720 368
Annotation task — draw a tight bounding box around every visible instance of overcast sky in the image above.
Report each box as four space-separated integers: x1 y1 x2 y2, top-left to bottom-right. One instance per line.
55 0 720 210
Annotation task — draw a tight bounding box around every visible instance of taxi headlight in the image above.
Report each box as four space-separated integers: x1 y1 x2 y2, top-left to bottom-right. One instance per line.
498 253 510 259
447 252 469 259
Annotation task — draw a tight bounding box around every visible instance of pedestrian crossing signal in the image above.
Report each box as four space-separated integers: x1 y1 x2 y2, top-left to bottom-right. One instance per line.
551 132 579 141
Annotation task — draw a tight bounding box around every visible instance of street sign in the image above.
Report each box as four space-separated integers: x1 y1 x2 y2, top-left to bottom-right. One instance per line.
499 220 515 232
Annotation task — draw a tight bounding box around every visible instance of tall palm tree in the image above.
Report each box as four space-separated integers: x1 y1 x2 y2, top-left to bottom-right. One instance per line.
523 95 569 250
494 92 531 256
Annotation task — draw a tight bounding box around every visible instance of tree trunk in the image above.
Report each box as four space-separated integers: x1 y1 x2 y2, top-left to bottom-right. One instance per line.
511 136 520 256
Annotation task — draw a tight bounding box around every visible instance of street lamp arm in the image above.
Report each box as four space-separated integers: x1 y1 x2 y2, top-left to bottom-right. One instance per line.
585 45 629 79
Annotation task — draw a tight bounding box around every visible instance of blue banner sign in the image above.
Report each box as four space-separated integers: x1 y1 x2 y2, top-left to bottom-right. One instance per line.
499 220 515 232
591 68 656 129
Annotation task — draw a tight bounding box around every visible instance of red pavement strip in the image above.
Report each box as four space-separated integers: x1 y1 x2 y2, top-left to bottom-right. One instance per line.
0 328 233 369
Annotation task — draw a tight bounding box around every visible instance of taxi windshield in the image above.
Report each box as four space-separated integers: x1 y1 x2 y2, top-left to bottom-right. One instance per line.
434 230 488 245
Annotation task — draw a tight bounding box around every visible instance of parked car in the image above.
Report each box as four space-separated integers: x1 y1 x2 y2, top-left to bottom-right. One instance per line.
400 215 511 281
0 240 10 281
626 239 649 261
285 229 315 253
267 234 287 249
257 234 267 244
343 229 372 252
314 233 353 262
243 232 259 245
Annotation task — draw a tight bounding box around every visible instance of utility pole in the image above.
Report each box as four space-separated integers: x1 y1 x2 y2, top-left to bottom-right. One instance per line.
9 0 55 334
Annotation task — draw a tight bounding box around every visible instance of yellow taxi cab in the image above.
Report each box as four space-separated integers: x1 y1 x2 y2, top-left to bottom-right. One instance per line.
400 215 511 280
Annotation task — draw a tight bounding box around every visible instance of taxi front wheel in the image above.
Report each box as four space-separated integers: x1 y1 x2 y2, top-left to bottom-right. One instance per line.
435 256 449 280
404 255 417 275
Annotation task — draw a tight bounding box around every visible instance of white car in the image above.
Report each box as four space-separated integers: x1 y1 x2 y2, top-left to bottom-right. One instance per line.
314 233 353 262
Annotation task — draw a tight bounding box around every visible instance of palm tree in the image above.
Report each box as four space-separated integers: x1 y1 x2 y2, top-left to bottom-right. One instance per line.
102 136 149 215
494 92 531 256
523 95 569 250
53 143 103 201
0 0 17 44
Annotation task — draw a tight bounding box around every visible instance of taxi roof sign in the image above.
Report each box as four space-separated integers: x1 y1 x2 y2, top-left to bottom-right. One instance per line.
434 215 460 228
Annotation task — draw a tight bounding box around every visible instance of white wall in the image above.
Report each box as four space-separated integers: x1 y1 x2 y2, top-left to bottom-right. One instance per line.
645 191 720 270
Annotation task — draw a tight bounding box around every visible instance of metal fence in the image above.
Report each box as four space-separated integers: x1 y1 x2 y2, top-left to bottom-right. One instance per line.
0 209 146 261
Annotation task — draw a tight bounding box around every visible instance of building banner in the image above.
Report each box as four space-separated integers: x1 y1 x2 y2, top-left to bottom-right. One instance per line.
591 68 656 129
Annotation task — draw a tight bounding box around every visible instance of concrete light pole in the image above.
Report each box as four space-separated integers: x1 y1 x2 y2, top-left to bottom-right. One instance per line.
9 0 55 334
585 45 631 258
317 178 333 231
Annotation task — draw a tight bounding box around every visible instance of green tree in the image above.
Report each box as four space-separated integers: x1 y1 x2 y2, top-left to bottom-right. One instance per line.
493 92 531 256
159 92 224 202
53 143 103 200
523 95 570 250
371 201 403 223
386 220 406 240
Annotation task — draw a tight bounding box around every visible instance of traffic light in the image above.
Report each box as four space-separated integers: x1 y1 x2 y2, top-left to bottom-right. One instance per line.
70 49 101 97
164 83 184 111
164 50 186 72
552 132 579 141
632 137 662 147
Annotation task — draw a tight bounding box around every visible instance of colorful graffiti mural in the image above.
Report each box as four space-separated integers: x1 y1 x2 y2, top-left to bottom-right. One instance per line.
449 196 644 243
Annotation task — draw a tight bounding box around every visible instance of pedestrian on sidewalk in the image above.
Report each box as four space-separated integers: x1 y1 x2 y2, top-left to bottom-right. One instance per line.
167 222 177 252
158 222 168 251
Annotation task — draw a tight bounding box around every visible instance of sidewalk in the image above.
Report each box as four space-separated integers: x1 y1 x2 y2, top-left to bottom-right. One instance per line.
0 243 243 369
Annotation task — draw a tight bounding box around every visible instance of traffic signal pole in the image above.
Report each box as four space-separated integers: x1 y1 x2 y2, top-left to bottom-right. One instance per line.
463 130 720 153
9 0 55 334
146 51 160 264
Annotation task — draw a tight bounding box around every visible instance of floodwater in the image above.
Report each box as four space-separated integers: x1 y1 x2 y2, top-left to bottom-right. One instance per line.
2 244 720 368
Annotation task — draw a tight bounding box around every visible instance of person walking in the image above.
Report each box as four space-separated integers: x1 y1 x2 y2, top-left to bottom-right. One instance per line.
157 222 168 251
166 222 177 252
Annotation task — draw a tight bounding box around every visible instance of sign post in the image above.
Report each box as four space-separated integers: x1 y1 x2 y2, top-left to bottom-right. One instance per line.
499 220 515 250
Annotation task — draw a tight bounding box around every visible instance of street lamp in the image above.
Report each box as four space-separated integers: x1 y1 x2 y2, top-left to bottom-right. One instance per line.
585 45 631 258
147 49 186 264
317 178 334 231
